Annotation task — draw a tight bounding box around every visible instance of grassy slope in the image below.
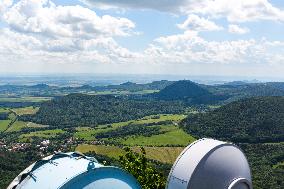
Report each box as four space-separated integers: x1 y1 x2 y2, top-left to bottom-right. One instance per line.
74 114 194 146
6 121 46 132
120 128 195 146
12 106 39 116
0 120 11 132
0 97 51 102
19 129 65 139
76 144 125 159
75 144 185 164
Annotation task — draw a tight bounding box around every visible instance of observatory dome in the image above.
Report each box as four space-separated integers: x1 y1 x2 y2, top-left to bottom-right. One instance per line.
8 152 141 189
166 138 252 189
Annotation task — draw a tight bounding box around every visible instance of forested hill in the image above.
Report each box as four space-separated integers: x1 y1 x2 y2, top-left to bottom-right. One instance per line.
181 96 284 143
21 94 185 127
153 80 228 104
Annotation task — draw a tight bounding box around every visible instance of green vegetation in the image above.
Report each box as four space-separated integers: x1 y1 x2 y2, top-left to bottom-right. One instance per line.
0 120 11 132
19 129 66 140
12 106 39 115
241 143 284 189
154 80 228 104
0 150 39 189
181 97 284 143
1 80 284 189
73 114 192 146
119 147 166 189
76 145 184 164
0 108 9 113
6 121 46 132
0 97 51 103
132 147 184 164
120 128 195 146
76 144 125 159
21 94 185 127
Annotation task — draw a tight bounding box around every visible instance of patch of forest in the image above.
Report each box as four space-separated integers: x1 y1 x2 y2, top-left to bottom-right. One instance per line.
21 94 185 127
181 96 284 143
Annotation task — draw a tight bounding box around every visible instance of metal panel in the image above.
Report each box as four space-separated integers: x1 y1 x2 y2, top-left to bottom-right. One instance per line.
166 138 253 189
9 152 141 189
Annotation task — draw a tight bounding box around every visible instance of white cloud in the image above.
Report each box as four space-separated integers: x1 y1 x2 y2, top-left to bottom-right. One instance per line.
1 0 284 77
0 0 139 69
177 14 223 31
4 0 135 39
188 0 284 23
228 24 250 34
0 0 13 19
82 0 284 23
144 32 284 66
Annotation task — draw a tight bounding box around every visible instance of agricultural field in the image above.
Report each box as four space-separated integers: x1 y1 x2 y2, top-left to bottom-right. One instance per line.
11 106 39 115
76 144 125 159
73 114 194 164
19 129 65 141
0 97 52 103
75 144 185 164
0 108 9 113
132 147 184 164
118 128 195 146
0 120 11 132
73 114 192 146
6 121 47 132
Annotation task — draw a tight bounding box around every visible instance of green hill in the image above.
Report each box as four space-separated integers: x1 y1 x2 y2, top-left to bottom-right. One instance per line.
154 80 228 104
21 94 185 127
181 96 284 143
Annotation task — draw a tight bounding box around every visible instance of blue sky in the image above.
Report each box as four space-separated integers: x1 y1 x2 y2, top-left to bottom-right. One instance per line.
0 0 284 79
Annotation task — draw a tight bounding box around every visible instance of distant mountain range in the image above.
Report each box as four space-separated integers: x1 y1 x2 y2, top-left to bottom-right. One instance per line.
2 79 284 106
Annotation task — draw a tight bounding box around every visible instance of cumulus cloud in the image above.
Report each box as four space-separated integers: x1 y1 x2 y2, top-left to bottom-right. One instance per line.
1 0 284 76
82 0 284 23
0 0 139 70
144 32 284 66
0 0 13 19
3 0 135 39
177 14 223 32
228 25 250 34
189 0 284 23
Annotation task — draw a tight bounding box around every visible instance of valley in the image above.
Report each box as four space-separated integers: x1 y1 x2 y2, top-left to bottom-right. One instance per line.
0 80 284 189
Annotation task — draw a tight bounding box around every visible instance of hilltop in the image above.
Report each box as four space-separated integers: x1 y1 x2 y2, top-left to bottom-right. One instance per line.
153 80 228 104
181 96 284 143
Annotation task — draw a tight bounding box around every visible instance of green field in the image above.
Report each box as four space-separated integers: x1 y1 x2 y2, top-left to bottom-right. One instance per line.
73 114 188 143
74 126 113 141
0 120 11 132
119 128 195 146
273 161 284 169
12 106 39 115
6 121 46 132
0 108 9 113
76 144 125 159
19 129 65 140
0 97 52 102
132 147 184 164
76 144 185 164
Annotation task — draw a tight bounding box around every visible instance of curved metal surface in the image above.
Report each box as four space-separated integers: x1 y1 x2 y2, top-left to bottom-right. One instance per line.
8 152 141 189
166 138 252 189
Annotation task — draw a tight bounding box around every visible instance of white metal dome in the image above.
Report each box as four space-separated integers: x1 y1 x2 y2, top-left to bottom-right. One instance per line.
166 138 252 189
8 152 141 189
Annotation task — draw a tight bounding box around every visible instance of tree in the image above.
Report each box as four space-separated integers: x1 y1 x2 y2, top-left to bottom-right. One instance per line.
119 147 166 189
